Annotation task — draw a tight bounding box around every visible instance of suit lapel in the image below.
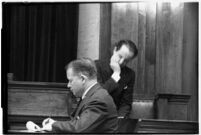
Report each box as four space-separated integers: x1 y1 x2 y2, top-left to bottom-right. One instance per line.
71 98 82 117
74 83 101 117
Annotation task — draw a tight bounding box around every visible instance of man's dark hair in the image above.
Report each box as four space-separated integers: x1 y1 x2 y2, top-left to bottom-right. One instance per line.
115 40 138 59
65 58 97 80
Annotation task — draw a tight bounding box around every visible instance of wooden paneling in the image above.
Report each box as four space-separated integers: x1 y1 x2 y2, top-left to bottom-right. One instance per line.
135 119 198 133
8 81 74 117
129 99 155 119
156 3 184 93
118 118 198 133
155 93 190 120
111 3 157 94
7 81 76 131
182 3 198 121
145 3 156 95
99 2 198 121
99 3 111 62
111 3 138 79
8 88 70 116
136 3 146 94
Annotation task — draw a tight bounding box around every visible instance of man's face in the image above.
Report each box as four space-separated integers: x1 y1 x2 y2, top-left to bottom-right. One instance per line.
111 45 134 67
66 68 84 98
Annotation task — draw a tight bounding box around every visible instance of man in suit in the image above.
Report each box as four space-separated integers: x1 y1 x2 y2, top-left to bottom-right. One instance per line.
42 58 118 133
95 40 138 118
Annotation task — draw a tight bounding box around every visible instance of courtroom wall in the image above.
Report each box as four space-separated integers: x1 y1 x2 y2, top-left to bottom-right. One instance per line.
98 3 198 121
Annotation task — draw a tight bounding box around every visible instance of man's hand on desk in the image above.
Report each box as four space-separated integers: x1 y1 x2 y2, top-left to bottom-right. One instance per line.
42 118 56 131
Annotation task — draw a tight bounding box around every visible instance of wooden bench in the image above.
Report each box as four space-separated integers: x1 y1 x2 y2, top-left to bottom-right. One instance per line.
129 98 156 119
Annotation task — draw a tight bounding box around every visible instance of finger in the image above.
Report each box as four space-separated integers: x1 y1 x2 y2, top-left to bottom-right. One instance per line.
34 124 41 130
41 124 51 131
42 118 49 127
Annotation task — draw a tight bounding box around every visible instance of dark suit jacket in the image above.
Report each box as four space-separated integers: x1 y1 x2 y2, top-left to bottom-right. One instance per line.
52 83 118 133
95 60 135 117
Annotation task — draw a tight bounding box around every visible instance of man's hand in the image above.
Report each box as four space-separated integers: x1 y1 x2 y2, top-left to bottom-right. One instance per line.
110 54 121 82
42 118 56 131
110 61 121 74
110 53 121 74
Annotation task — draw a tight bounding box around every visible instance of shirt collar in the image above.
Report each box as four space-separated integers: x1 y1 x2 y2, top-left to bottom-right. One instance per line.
82 82 97 99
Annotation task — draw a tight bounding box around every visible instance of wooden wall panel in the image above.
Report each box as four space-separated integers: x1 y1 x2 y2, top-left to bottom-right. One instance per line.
8 81 75 117
99 3 111 62
156 3 184 93
136 3 146 94
182 3 198 121
8 88 70 116
99 2 198 121
111 3 139 82
145 3 156 94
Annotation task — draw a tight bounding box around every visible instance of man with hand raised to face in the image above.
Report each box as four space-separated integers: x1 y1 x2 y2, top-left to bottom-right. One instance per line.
95 40 138 118
42 58 118 133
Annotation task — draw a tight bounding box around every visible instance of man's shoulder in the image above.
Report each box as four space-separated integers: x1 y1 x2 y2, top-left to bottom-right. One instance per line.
93 87 114 103
93 84 110 96
123 66 135 74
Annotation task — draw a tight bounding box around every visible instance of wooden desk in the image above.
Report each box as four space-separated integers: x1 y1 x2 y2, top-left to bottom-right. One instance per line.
9 118 198 134
8 130 47 134
118 118 198 133
6 81 76 134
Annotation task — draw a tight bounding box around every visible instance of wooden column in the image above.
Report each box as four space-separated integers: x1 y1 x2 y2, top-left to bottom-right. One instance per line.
77 4 100 60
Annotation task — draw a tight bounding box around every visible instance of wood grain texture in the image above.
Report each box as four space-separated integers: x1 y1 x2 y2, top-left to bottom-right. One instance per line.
135 118 198 133
145 3 156 95
8 81 74 117
156 3 184 93
118 118 198 133
136 3 146 94
156 93 190 120
182 3 198 121
99 2 198 121
99 3 111 62
111 3 138 92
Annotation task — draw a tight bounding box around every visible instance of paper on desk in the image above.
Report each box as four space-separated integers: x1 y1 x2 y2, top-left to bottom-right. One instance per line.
26 121 44 132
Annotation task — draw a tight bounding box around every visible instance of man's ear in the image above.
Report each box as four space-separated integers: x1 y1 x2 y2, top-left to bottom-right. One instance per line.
80 74 87 83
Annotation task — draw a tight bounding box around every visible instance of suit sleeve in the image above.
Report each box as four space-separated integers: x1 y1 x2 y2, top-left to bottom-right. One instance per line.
95 60 119 93
52 100 107 133
118 71 135 117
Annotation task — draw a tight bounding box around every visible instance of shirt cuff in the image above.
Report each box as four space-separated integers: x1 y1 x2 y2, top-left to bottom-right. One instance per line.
111 73 120 82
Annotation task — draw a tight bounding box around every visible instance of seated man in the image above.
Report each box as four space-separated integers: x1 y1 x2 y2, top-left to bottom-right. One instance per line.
42 58 118 133
95 40 138 118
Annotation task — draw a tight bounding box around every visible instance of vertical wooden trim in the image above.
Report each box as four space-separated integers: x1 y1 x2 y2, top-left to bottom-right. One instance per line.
156 2 163 93
145 3 156 95
136 3 146 94
99 3 111 62
182 3 198 121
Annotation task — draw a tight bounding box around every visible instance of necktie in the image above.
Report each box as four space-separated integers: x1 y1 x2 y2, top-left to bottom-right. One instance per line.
71 98 82 117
